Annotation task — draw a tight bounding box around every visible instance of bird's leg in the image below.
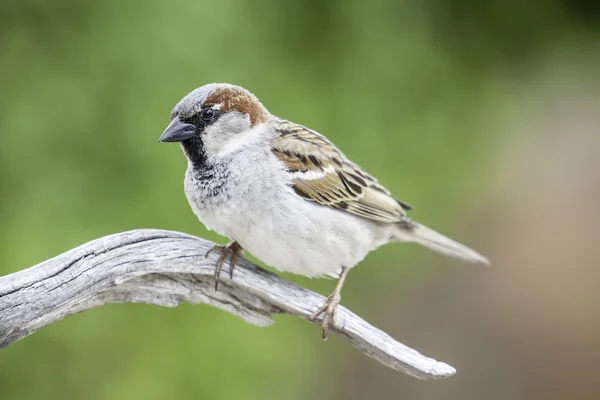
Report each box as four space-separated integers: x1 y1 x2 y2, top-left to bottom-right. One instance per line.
309 266 350 340
205 241 243 290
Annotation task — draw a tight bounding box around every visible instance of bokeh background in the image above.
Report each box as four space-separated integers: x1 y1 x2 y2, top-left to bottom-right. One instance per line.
1 1 599 399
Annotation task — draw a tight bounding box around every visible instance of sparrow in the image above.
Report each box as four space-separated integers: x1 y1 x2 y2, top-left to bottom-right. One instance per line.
159 83 490 339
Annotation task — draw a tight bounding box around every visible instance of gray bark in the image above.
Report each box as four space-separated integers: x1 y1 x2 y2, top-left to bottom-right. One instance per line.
0 229 455 379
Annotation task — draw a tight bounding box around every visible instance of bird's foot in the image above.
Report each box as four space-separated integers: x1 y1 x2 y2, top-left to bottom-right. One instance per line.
309 266 350 340
309 292 342 340
205 241 243 290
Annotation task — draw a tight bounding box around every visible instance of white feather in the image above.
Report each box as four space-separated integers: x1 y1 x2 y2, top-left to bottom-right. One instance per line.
290 166 335 180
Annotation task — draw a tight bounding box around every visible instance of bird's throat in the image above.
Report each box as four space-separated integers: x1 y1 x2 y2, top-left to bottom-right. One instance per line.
181 137 208 167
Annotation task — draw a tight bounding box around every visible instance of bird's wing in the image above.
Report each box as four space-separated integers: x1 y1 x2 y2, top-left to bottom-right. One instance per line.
271 119 412 223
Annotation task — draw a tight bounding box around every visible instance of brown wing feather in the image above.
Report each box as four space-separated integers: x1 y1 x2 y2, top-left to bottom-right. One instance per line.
272 119 411 224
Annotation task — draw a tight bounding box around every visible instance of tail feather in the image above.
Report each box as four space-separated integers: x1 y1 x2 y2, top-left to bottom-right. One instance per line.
397 221 491 265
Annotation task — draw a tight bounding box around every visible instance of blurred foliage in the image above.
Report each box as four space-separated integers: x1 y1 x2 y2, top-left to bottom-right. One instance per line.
0 1 599 400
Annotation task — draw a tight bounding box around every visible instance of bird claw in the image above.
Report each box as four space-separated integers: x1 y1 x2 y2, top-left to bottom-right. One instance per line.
205 241 243 290
309 292 342 340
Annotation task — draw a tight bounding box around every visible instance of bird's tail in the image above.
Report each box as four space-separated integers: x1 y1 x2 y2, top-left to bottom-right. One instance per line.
395 220 490 265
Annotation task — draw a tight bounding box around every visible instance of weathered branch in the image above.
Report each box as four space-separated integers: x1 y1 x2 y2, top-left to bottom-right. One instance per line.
0 229 455 379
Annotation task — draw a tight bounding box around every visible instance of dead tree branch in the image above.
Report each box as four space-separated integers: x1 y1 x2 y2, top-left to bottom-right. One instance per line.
0 229 455 379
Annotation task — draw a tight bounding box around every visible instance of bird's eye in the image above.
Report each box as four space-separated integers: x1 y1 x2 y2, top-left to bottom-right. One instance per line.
200 108 215 122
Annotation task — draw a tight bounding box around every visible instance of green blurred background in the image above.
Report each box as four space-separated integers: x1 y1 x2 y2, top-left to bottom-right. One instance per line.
1 1 600 399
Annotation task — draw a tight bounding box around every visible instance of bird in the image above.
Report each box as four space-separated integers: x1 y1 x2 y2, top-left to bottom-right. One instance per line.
159 83 490 339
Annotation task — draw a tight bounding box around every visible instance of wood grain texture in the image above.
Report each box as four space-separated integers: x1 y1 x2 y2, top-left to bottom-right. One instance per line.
0 229 455 379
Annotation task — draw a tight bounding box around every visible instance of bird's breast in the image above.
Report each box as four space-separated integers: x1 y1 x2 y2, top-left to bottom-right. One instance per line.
183 149 390 278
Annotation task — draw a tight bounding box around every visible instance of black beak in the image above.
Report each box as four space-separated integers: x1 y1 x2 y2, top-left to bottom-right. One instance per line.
159 117 197 142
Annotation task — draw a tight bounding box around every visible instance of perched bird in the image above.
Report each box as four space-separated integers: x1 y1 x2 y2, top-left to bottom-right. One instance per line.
159 83 490 339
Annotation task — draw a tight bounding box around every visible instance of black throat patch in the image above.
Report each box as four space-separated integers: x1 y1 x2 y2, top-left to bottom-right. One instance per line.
181 136 208 167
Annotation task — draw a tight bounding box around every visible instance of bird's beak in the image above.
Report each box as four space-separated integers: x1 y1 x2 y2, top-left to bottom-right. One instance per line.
159 117 197 142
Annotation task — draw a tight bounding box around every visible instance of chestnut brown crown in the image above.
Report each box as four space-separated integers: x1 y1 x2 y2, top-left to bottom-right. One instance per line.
170 83 270 127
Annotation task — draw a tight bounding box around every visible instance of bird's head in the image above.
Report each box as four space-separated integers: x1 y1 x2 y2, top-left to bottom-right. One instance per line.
160 83 270 163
